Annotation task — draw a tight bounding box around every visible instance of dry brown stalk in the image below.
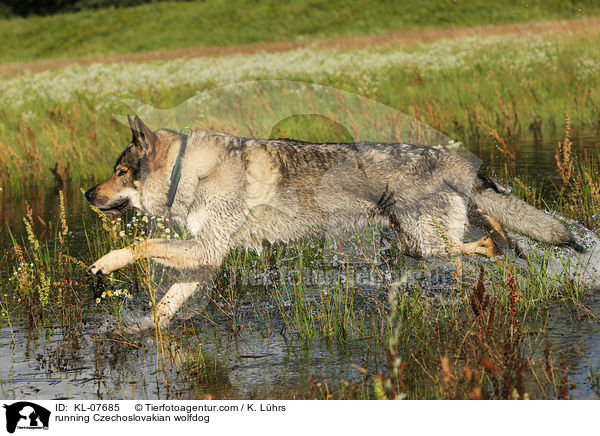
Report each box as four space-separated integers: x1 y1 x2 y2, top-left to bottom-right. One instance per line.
555 112 574 189
480 121 516 165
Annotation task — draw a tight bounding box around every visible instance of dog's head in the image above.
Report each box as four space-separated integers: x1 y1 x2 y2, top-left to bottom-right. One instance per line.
85 116 158 214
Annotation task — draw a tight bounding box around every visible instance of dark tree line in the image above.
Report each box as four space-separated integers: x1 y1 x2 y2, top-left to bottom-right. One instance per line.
0 0 192 17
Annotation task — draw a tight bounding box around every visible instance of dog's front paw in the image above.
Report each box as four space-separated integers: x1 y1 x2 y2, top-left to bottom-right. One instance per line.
87 248 134 275
120 310 174 333
120 314 156 334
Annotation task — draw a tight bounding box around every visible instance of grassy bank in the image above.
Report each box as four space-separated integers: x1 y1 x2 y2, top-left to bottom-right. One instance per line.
1 28 600 195
0 0 597 64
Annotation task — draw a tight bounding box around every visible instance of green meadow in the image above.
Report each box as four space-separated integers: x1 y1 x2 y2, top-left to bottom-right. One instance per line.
1 1 600 400
2 26 600 196
0 0 597 64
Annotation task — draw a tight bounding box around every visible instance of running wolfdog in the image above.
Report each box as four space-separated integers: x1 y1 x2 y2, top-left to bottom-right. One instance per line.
85 116 583 331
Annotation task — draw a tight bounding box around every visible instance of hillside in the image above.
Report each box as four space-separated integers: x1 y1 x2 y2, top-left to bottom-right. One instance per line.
0 0 597 64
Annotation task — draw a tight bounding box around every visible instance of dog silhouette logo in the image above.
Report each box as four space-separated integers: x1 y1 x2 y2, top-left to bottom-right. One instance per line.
3 402 50 433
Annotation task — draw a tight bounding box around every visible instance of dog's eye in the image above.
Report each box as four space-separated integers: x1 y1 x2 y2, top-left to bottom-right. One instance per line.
116 168 128 177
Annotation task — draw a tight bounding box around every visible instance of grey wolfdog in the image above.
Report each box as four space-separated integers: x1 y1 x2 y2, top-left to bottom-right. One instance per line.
85 116 583 331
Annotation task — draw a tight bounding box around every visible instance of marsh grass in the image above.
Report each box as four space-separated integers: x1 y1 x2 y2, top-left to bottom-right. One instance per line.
272 266 357 343
161 327 232 399
5 192 91 328
377 266 582 399
0 109 127 196
552 119 600 231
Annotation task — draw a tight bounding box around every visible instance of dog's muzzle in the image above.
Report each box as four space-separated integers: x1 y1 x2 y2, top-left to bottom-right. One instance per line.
84 188 96 203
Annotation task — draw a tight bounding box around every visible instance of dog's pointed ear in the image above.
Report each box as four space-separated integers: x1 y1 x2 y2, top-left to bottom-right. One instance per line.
127 115 136 136
129 115 157 154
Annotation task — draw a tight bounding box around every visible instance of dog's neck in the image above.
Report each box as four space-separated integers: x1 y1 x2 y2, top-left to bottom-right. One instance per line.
164 133 189 214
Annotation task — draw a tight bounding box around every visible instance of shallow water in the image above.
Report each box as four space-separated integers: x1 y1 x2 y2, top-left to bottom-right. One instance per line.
0 290 382 399
473 131 600 184
1 134 600 399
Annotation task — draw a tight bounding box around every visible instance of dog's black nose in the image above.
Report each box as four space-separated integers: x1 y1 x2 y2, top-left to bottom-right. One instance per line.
84 188 96 203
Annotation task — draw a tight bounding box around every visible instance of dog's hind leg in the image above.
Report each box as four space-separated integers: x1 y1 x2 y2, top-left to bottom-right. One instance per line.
468 208 522 255
394 194 502 258
396 192 472 258
458 235 501 258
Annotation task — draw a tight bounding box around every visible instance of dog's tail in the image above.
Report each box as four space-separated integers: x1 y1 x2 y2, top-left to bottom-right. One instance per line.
471 170 584 252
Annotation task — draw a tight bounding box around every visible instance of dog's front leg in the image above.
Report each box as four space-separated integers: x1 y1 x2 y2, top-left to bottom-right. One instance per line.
123 267 216 332
88 247 135 275
124 281 205 332
89 237 225 330
88 238 221 275
154 281 201 328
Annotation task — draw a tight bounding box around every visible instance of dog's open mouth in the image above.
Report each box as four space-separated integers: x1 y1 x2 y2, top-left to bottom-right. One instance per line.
99 199 130 213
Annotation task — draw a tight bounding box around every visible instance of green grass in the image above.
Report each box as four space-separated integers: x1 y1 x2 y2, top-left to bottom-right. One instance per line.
3 27 600 196
0 0 598 64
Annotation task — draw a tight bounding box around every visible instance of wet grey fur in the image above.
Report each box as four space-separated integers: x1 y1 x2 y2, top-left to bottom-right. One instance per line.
86 120 582 330
154 130 579 259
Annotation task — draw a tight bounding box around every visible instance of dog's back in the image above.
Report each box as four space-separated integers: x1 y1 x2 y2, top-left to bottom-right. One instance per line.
219 136 469 252
213 134 580 256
